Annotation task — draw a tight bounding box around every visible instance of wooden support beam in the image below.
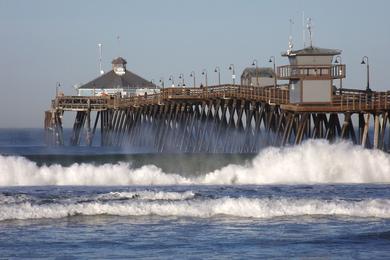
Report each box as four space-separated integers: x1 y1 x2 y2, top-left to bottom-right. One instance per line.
373 113 380 149
362 113 370 148
381 111 388 150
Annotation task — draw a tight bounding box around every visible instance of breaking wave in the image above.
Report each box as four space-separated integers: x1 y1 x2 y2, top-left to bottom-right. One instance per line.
1 140 390 186
1 190 390 221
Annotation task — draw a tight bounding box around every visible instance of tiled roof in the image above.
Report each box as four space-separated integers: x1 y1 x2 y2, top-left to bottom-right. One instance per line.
241 67 275 78
78 70 155 90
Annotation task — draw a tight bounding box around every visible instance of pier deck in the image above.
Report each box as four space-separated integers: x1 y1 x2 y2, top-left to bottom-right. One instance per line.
45 85 390 152
53 85 390 113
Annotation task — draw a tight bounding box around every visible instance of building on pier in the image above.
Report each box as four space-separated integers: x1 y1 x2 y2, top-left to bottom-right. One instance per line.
46 40 390 151
76 57 157 97
277 46 345 104
240 67 276 87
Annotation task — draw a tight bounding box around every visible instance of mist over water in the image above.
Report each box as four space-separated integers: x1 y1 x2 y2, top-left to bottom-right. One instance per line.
1 140 390 186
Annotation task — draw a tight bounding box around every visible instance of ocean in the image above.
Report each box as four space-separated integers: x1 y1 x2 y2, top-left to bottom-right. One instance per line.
1 129 390 259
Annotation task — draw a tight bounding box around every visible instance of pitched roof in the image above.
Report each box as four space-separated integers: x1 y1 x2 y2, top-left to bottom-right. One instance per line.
241 67 275 78
112 57 127 65
282 46 341 57
78 69 156 90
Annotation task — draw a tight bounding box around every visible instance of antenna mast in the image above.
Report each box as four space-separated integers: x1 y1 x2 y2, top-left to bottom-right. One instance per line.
287 18 294 54
302 11 306 48
116 35 120 56
307 18 313 47
98 43 104 75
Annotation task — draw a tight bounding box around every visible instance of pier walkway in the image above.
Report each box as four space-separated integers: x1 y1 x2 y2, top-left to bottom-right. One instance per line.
45 85 390 152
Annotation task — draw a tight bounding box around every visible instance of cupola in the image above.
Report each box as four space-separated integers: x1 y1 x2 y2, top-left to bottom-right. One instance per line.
112 57 127 76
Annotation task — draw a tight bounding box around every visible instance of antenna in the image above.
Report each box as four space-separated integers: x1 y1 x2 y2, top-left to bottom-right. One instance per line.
307 18 313 47
98 43 104 75
302 11 306 48
116 35 120 56
287 18 294 54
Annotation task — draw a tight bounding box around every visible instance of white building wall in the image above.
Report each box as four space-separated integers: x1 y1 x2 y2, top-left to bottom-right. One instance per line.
78 88 159 97
250 77 274 87
296 56 333 65
289 80 301 103
302 80 331 103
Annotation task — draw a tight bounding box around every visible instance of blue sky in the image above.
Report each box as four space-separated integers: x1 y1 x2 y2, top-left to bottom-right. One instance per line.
0 0 389 127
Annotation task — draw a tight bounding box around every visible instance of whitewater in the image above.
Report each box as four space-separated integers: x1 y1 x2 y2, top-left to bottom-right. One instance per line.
2 131 390 259
1 140 390 186
1 190 390 221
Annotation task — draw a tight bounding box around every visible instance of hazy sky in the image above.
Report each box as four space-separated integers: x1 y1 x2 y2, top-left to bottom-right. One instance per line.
0 0 389 127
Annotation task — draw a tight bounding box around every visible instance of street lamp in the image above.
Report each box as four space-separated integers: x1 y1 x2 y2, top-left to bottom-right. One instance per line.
169 75 175 87
252 59 259 86
56 82 61 96
361 56 371 92
228 64 236 85
334 55 343 93
202 69 208 87
151 79 157 90
178 73 185 87
159 77 165 89
214 66 221 85
268 56 277 89
190 71 196 87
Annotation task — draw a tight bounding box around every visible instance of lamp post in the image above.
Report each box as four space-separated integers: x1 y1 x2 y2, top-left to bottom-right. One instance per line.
151 79 156 90
169 75 175 87
268 56 277 89
202 69 208 87
178 73 185 87
159 77 165 89
214 66 221 85
252 59 258 86
190 71 196 87
228 64 236 85
334 55 343 94
56 82 61 97
361 56 371 92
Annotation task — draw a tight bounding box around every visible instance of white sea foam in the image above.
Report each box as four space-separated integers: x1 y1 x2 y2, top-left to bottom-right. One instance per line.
1 140 390 186
1 197 390 221
96 191 196 201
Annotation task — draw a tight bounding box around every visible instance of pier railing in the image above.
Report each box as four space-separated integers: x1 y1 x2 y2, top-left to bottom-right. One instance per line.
53 95 110 110
332 90 390 111
52 84 390 112
160 84 289 104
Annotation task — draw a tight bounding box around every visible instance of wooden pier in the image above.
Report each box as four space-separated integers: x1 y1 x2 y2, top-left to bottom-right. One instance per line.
44 84 390 152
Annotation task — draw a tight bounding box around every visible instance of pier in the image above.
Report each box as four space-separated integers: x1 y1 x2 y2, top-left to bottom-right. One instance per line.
44 45 390 152
45 84 390 152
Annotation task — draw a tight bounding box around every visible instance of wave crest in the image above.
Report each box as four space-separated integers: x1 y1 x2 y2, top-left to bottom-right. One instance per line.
1 140 390 186
1 197 390 221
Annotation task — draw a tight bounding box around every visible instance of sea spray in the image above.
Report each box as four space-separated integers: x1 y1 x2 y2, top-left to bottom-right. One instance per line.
1 140 390 186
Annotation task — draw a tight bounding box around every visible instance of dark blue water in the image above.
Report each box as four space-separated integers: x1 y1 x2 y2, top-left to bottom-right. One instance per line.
1 129 390 259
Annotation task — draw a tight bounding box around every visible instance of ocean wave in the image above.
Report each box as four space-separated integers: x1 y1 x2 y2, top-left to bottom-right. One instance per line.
96 190 196 201
1 196 390 221
1 140 390 186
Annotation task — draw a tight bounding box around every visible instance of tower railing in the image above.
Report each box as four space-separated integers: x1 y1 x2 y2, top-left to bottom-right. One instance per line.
277 64 346 80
